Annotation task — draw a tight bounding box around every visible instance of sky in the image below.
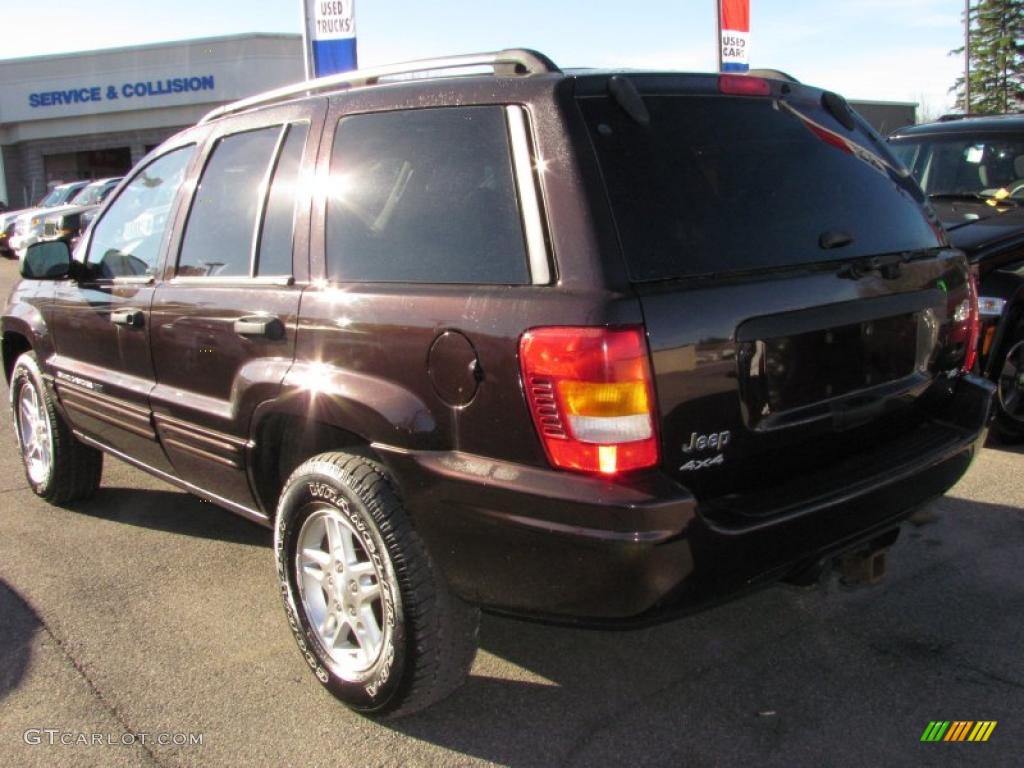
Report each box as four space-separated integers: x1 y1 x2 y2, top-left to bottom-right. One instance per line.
3 0 968 116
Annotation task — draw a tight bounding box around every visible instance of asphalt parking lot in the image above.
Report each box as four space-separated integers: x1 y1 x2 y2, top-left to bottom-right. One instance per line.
0 257 1022 767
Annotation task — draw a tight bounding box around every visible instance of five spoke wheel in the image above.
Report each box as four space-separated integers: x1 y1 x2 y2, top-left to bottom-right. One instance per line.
297 507 386 675
17 379 52 485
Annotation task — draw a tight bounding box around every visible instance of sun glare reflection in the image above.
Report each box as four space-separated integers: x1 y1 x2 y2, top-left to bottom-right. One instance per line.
296 361 333 398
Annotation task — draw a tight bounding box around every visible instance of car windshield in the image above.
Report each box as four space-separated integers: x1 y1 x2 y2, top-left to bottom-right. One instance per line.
890 135 1024 200
37 187 67 206
71 182 115 206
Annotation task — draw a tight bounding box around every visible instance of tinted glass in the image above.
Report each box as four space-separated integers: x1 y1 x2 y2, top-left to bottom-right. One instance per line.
69 185 95 205
890 135 1024 197
178 126 280 277
87 146 193 279
580 94 944 281
326 107 529 284
38 188 65 206
257 123 308 276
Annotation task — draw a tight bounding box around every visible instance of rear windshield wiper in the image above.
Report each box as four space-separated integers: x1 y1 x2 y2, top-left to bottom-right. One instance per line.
836 248 941 280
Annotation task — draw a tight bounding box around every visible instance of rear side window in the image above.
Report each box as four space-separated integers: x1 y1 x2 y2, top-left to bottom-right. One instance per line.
257 124 309 276
178 123 308 278
580 93 944 281
326 106 529 284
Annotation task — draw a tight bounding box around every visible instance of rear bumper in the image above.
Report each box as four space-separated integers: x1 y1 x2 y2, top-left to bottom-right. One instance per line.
378 374 995 623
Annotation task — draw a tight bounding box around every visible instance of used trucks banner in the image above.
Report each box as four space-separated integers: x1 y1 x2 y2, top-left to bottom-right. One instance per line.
304 0 357 77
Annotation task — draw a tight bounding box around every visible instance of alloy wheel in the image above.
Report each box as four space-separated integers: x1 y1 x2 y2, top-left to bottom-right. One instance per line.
17 379 52 485
295 505 388 677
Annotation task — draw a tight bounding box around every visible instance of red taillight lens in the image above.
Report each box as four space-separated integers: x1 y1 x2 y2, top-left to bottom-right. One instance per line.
963 268 981 373
718 75 771 97
519 327 659 475
950 268 981 373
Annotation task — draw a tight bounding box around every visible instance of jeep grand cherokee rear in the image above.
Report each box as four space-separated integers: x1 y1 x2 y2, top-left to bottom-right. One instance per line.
4 53 993 718
396 72 994 623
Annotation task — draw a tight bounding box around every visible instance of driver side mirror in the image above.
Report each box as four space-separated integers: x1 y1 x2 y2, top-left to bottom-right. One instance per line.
21 241 72 280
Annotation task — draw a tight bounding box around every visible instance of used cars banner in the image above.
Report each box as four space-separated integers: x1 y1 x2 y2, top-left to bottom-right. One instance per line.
718 0 750 73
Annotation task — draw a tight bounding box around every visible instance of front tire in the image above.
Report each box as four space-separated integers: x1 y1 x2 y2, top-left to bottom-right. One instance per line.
274 451 479 717
994 336 1024 443
10 352 103 503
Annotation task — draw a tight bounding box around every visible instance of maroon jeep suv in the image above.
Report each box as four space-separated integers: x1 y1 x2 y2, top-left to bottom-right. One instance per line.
3 50 994 716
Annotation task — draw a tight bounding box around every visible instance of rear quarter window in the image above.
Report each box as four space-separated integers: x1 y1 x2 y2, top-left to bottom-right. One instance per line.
325 106 530 285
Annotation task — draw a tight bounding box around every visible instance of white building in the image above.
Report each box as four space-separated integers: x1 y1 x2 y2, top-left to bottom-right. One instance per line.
0 33 304 207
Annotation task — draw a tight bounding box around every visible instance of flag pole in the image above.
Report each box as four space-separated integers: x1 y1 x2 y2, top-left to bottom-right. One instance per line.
963 0 970 113
715 0 723 72
300 0 312 81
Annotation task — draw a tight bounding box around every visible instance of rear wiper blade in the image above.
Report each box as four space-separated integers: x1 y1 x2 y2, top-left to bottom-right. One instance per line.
836 248 940 280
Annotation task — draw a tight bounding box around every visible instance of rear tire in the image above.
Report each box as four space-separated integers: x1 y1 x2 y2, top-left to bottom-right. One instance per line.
10 352 103 504
274 451 479 717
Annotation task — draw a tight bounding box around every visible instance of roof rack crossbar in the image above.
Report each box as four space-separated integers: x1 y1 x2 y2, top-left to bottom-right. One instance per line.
200 48 559 124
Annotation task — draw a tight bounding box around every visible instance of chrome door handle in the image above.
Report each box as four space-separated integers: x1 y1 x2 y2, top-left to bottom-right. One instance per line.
233 315 284 340
110 309 143 328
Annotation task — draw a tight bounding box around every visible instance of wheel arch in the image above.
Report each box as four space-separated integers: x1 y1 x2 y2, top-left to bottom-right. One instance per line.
2 329 32 384
2 301 50 385
246 366 438 516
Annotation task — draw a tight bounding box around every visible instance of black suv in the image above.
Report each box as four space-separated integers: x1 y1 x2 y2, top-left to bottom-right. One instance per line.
890 115 1024 440
3 50 994 716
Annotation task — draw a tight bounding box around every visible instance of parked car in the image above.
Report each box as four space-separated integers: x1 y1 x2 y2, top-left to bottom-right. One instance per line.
9 180 90 258
3 50 994 717
0 215 17 258
39 177 122 248
890 114 1024 440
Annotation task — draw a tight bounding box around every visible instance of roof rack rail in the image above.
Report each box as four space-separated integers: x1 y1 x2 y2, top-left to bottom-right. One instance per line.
200 48 560 124
746 68 800 83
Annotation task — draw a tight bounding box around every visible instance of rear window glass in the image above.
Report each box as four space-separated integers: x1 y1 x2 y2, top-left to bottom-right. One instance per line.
326 106 529 285
580 94 943 281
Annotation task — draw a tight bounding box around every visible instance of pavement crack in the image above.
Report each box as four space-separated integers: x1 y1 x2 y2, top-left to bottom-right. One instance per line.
31 613 166 768
955 662 1024 691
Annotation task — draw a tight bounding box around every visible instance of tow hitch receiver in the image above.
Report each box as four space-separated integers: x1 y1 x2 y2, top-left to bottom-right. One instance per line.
785 528 899 590
839 545 889 586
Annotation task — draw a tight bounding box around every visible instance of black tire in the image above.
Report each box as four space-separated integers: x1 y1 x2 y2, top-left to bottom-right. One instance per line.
274 451 479 717
10 352 103 504
993 335 1024 443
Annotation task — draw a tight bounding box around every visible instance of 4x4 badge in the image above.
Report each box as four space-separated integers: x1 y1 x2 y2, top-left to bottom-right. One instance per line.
680 453 725 472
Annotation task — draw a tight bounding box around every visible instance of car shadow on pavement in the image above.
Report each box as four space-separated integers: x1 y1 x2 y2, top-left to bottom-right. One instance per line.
380 495 1024 767
986 436 1024 454
0 579 42 704
67 487 271 547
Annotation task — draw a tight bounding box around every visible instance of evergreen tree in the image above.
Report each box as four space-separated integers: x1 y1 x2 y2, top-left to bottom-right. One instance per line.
949 0 1024 114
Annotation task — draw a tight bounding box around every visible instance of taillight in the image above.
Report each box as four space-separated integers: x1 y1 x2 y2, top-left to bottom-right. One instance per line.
519 327 659 475
952 268 981 373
